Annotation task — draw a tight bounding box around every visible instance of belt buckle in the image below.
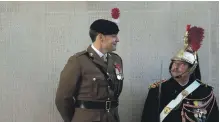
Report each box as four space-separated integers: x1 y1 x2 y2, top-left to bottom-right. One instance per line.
105 100 111 112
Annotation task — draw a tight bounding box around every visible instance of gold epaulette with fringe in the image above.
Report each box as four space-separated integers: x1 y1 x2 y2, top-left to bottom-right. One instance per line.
149 79 166 89
196 79 210 88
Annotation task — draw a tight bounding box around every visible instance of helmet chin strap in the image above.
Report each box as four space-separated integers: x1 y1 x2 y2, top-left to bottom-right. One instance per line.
171 70 188 79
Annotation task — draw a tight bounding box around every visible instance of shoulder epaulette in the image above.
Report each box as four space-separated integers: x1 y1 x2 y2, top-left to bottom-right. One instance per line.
149 79 166 89
196 79 213 88
200 82 214 89
74 50 87 57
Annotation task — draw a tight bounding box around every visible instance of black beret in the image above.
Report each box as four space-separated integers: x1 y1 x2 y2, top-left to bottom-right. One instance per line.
90 19 119 35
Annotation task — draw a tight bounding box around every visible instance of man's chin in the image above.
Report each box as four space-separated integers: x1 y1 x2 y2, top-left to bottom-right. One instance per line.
108 49 115 52
111 46 116 51
171 73 180 78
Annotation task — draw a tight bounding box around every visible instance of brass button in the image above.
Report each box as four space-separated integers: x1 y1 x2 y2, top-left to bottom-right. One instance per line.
164 107 171 114
182 90 189 97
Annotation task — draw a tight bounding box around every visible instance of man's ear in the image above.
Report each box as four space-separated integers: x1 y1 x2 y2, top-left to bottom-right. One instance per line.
98 33 105 42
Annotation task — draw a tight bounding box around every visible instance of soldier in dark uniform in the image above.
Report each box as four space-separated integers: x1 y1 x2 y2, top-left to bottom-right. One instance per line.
55 19 124 122
141 25 219 122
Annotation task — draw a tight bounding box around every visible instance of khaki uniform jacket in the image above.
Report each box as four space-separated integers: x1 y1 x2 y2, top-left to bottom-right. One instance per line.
55 45 123 122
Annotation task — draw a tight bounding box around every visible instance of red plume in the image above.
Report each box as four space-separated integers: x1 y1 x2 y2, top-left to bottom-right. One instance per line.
188 26 204 52
186 24 191 31
111 8 120 19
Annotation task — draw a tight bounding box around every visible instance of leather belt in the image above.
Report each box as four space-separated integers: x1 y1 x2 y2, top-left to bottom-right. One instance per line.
75 100 118 111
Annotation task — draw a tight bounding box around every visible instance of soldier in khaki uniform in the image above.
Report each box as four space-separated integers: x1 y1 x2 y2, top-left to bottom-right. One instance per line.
55 19 124 122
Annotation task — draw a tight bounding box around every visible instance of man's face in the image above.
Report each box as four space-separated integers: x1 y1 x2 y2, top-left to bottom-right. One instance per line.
101 34 119 52
171 60 190 78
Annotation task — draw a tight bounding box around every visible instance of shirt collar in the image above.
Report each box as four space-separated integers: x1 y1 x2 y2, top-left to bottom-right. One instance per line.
91 44 105 57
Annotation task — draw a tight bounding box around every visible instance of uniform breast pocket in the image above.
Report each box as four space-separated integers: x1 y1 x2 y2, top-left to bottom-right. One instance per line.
91 78 99 97
90 77 108 98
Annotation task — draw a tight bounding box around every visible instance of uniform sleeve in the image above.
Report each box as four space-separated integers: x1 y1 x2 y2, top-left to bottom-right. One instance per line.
55 56 81 122
207 96 219 122
141 87 159 122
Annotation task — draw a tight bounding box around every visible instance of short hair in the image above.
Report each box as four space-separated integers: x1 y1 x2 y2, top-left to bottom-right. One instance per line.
89 30 98 42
